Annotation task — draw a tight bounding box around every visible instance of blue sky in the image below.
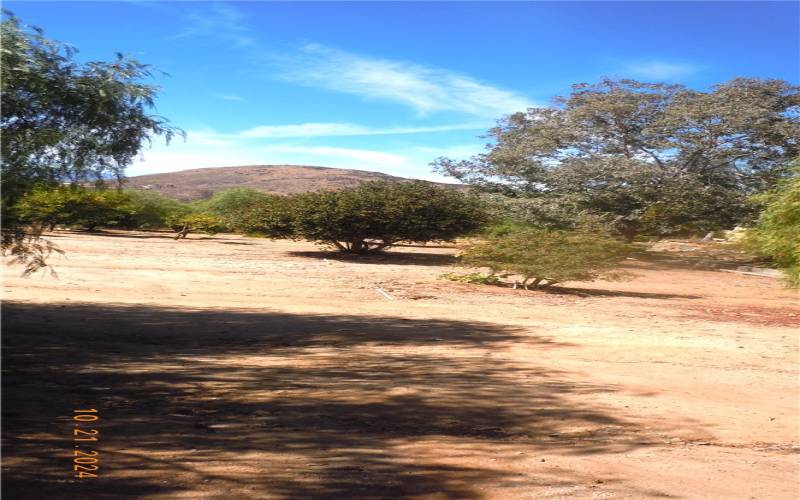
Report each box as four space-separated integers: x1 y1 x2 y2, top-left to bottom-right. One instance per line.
5 1 799 181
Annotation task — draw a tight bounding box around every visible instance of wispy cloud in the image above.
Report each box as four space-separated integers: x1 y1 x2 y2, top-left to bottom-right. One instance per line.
211 93 245 102
277 44 535 118
622 60 699 81
225 121 486 139
170 4 533 118
170 3 254 48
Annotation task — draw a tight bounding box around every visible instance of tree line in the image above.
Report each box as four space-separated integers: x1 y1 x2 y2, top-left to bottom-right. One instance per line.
1 12 798 286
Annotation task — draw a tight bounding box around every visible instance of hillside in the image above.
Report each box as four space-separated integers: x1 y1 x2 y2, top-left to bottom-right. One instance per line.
123 165 457 200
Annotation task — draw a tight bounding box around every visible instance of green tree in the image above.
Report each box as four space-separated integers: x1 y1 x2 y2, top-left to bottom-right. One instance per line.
15 186 133 231
1 13 180 271
434 78 799 239
746 162 800 286
255 181 487 253
122 190 190 229
232 195 295 237
191 188 273 230
460 228 633 289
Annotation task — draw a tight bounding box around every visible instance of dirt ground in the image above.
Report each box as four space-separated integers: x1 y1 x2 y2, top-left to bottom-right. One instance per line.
2 230 799 499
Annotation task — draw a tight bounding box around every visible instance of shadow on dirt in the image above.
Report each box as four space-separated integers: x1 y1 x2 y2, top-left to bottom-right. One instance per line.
289 250 457 267
542 287 702 300
2 301 669 499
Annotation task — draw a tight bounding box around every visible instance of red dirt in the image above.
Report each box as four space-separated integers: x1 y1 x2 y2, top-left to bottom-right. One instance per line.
2 231 798 499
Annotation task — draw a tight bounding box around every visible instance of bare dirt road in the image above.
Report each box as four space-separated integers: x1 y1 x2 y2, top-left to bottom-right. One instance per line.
2 230 799 499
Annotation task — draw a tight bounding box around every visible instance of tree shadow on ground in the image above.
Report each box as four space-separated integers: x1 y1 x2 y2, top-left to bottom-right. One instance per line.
392 242 458 249
289 250 457 267
447 276 701 300
2 302 671 499
540 286 702 300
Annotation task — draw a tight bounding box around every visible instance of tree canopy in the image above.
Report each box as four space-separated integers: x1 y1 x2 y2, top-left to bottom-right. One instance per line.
191 188 275 231
434 78 800 238
246 181 487 253
460 228 633 289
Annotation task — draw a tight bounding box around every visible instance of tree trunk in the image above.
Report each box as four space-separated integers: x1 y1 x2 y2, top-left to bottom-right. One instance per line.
174 224 190 240
350 239 367 254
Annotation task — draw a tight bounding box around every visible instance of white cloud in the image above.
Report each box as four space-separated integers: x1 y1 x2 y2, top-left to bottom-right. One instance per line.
412 143 485 159
258 145 410 168
278 44 535 118
223 121 486 139
170 4 533 118
237 123 371 139
622 60 699 80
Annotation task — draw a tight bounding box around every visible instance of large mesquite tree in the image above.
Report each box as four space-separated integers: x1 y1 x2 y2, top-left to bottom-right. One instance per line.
434 78 800 239
1 12 180 272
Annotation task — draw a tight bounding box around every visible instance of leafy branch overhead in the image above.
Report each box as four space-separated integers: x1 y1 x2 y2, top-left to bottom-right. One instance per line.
1 12 182 272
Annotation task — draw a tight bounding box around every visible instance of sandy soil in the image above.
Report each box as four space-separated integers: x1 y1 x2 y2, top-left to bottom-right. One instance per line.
2 230 799 499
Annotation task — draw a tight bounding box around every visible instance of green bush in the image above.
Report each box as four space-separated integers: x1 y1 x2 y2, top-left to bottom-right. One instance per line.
460 228 633 289
225 194 295 237
746 163 800 286
247 181 487 253
15 186 133 231
122 190 190 229
16 186 194 232
191 188 273 230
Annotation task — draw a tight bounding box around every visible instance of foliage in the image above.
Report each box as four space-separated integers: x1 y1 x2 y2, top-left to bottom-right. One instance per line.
1 12 180 272
122 190 190 229
746 162 800 286
166 213 225 240
191 188 273 230
460 229 633 289
15 186 133 231
481 194 581 230
440 272 502 285
232 195 295 237
434 78 799 238
253 181 488 253
14 186 190 231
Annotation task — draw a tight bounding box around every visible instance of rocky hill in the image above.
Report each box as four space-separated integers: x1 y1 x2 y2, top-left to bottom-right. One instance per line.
123 165 456 200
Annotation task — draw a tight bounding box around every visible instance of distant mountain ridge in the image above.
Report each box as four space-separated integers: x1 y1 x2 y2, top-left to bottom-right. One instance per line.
123 165 460 201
